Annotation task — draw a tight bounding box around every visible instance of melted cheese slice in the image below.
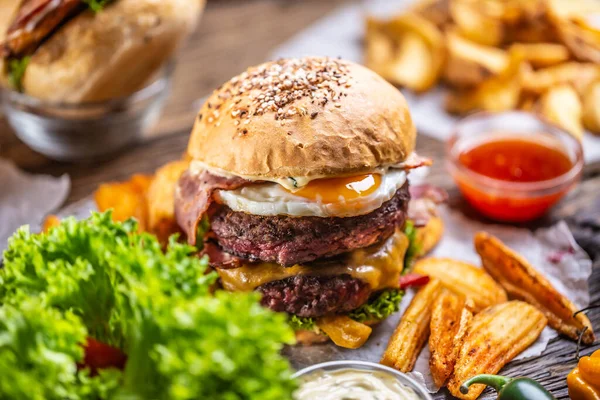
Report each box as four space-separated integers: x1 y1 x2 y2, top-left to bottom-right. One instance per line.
218 229 409 292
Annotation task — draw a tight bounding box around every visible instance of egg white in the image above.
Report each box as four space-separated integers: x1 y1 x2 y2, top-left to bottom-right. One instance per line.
214 169 407 217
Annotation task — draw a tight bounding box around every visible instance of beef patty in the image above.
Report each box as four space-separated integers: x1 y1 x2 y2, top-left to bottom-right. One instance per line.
258 274 371 318
209 181 410 266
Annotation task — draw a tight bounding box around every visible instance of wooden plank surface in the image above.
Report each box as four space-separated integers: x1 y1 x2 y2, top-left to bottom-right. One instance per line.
1 0 599 398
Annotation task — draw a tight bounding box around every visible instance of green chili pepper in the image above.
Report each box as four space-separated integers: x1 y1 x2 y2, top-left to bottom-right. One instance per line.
460 374 556 400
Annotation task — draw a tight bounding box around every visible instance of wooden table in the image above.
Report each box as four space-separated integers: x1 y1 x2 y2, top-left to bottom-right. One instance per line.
1 1 598 398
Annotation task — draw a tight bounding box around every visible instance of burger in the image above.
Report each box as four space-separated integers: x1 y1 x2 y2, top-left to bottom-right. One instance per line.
175 56 435 346
0 0 203 102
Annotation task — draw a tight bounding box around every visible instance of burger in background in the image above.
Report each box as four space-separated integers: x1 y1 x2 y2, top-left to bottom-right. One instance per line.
174 56 444 347
0 0 204 103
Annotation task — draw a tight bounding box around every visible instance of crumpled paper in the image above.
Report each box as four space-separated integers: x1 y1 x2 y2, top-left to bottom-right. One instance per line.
0 160 70 253
284 205 593 394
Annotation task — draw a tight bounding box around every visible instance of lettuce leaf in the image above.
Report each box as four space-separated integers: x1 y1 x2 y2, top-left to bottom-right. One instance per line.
0 299 122 400
1 212 297 400
7 57 30 92
82 0 110 12
403 220 421 270
117 292 297 400
348 289 404 323
288 315 316 331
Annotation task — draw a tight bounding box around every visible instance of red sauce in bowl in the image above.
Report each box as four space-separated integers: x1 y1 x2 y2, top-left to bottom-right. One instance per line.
447 112 584 223
453 136 578 222
458 139 573 183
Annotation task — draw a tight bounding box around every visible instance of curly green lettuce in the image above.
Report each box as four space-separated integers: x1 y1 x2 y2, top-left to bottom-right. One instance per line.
82 0 111 12
1 212 297 400
348 289 404 323
7 57 30 91
403 220 421 270
0 299 122 400
288 315 317 332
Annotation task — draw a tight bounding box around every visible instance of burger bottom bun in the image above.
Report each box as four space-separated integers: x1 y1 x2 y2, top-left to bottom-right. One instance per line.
18 0 205 103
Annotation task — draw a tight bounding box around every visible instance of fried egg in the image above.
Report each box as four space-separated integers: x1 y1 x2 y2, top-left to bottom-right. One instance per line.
214 168 407 217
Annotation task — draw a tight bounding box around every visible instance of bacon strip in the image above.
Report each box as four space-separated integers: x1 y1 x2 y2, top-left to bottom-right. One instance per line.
4 0 82 57
200 239 244 269
396 152 433 170
408 184 448 227
174 169 249 245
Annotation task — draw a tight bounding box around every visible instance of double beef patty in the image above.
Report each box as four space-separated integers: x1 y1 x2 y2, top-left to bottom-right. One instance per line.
209 181 410 267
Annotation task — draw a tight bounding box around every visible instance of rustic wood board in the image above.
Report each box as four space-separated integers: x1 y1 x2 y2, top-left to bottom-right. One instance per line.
1 0 599 397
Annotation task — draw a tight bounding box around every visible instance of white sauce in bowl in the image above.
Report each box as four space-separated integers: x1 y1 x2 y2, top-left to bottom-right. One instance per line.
294 369 421 400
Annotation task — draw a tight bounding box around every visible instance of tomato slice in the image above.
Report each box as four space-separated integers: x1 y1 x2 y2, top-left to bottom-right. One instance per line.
81 337 127 373
399 273 430 289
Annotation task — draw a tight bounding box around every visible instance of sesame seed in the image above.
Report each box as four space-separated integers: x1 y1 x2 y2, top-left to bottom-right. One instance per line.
202 57 352 131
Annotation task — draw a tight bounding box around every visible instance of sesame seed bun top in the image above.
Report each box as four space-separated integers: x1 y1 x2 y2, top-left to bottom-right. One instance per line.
187 56 416 180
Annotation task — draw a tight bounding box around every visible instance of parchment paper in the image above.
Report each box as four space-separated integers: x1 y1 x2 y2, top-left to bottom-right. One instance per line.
0 159 70 253
269 0 600 164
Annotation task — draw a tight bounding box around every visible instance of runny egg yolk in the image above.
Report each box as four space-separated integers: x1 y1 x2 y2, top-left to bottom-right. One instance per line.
290 174 382 203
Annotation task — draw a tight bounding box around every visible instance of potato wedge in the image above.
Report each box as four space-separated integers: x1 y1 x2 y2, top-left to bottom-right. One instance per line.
449 0 504 46
511 43 570 68
475 232 596 344
316 315 372 349
554 17 600 63
147 160 189 242
411 0 451 28
413 258 507 312
416 215 444 257
367 12 445 92
445 48 526 114
429 290 473 388
381 279 442 372
444 29 509 87
447 301 547 400
583 80 600 134
364 18 396 75
536 84 583 140
522 62 600 95
95 174 153 232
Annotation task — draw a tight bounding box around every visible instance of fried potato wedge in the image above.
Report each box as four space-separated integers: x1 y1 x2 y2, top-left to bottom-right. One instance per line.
411 0 451 28
522 62 600 95
414 258 507 312
317 315 372 349
381 279 442 372
554 17 600 63
475 232 596 344
511 42 570 68
536 84 584 140
445 48 526 114
147 160 189 242
447 301 547 400
444 29 509 87
95 174 153 232
364 18 396 76
449 0 504 46
583 80 600 134
366 13 445 92
416 215 444 257
429 290 473 388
